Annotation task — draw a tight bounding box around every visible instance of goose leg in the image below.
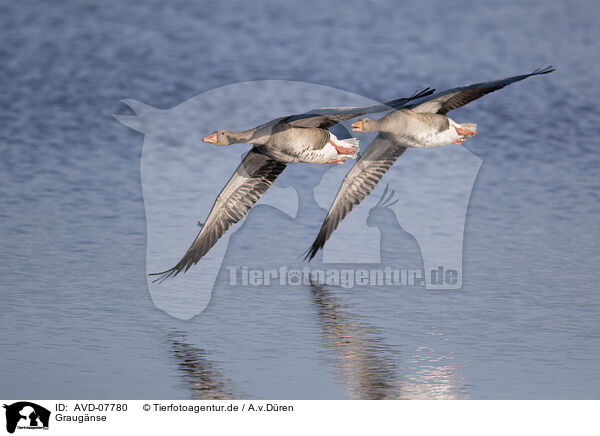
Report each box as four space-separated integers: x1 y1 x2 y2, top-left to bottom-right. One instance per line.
455 126 477 137
327 158 347 164
453 138 466 145
329 140 357 154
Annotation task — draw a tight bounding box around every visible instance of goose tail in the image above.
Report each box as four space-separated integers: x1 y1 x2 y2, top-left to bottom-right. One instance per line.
459 123 477 132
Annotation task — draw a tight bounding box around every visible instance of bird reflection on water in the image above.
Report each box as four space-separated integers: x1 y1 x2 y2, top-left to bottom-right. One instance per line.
167 282 466 399
309 279 467 399
168 332 242 400
310 279 400 399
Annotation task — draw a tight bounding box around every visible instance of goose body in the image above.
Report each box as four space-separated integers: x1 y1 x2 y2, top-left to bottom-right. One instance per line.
374 109 476 148
305 67 555 260
291 133 359 164
252 125 359 163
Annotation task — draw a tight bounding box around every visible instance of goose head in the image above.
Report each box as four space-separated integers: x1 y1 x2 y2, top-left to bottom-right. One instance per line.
203 130 234 146
351 118 377 133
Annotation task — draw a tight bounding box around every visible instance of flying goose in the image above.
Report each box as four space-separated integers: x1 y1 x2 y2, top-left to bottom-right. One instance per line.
150 88 434 282
305 67 555 260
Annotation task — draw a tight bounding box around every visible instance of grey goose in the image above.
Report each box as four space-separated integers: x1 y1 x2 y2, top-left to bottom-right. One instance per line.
305 67 555 260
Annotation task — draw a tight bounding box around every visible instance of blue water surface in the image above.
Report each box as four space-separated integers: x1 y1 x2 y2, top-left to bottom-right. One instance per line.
0 0 598 399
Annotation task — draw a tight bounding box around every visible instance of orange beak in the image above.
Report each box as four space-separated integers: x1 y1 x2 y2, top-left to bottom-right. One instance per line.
203 133 217 144
351 121 363 132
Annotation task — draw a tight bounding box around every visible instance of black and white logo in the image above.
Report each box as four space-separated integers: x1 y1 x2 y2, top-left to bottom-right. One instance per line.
3 402 50 434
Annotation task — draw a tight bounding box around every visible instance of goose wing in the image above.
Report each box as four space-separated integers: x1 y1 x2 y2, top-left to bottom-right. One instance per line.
285 88 434 130
408 66 555 115
151 150 287 282
305 133 407 260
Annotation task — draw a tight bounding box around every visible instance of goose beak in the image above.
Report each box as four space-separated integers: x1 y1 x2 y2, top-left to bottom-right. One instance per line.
203 133 218 144
351 121 363 132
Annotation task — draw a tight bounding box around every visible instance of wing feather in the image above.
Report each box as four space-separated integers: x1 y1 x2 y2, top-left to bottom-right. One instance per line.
409 66 555 115
151 150 287 282
286 88 435 130
305 133 407 260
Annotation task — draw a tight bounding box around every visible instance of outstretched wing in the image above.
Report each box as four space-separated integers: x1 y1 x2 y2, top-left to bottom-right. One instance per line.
408 66 555 115
151 150 287 282
305 133 407 261
285 88 435 130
